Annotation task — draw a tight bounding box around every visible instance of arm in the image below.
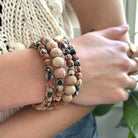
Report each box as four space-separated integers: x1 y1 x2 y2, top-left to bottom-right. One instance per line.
70 0 129 41
0 104 94 138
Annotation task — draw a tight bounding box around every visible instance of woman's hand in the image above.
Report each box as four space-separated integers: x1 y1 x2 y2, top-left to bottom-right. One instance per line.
71 25 138 105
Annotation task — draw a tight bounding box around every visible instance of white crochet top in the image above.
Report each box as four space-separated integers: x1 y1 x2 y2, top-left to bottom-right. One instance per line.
0 0 74 122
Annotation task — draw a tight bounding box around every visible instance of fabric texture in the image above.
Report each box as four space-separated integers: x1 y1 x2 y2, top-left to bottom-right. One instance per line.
0 0 74 122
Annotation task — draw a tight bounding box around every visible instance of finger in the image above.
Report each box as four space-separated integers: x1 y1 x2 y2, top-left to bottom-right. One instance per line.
125 77 137 89
128 58 138 74
98 25 129 40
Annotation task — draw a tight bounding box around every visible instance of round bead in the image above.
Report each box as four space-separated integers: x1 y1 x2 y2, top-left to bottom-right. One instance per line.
35 41 42 48
67 60 74 67
72 54 78 61
46 72 54 80
66 76 77 85
68 44 73 50
74 60 81 66
75 86 80 91
47 41 58 51
40 48 47 56
57 79 64 85
40 36 53 46
72 91 79 97
64 85 76 95
45 66 52 72
75 73 82 79
64 48 70 55
65 54 72 61
43 59 51 66
47 86 54 93
38 45 45 51
67 67 75 75
56 85 64 91
60 43 68 50
47 92 53 98
74 66 81 73
42 54 50 59
51 101 59 106
62 94 73 103
52 57 64 67
50 48 62 57
53 95 61 102
70 49 76 55
75 79 82 86
54 68 66 79
29 41 36 48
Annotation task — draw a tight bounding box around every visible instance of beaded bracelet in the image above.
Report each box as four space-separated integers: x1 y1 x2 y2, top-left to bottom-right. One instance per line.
29 36 82 110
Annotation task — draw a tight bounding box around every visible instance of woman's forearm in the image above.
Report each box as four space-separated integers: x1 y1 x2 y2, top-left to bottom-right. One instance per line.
0 49 46 111
0 104 95 138
71 0 129 41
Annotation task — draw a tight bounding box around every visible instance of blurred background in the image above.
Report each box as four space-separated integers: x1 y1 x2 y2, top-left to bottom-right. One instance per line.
69 0 138 138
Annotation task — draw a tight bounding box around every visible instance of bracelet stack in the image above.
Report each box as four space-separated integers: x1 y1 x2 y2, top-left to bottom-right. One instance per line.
29 36 82 111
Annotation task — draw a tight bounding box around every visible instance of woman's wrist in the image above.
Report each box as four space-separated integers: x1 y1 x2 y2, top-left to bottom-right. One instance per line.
0 48 46 111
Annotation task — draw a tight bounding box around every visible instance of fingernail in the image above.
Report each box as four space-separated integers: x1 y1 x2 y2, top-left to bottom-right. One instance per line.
118 24 129 31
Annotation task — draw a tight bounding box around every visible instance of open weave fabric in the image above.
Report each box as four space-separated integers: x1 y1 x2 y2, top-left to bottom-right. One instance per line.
0 0 74 122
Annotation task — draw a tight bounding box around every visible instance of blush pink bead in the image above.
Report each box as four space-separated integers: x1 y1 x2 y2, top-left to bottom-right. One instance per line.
64 85 76 95
52 57 64 67
47 41 58 51
54 68 66 79
40 36 53 46
66 76 77 85
50 48 62 57
62 94 73 103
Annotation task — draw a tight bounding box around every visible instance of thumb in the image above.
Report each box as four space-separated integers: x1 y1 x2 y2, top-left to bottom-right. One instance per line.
98 25 129 40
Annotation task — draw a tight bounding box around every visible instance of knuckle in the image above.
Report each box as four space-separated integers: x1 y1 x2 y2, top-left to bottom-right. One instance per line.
115 41 129 52
112 89 125 103
119 73 129 86
119 57 130 70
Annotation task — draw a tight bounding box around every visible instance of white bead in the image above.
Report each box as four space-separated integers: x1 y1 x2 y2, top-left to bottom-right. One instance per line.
52 57 64 67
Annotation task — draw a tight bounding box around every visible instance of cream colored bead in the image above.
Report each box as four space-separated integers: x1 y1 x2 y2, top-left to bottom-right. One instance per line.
50 48 62 57
65 85 76 95
62 94 73 103
52 57 64 67
66 76 77 85
41 36 53 46
47 41 58 50
54 68 66 79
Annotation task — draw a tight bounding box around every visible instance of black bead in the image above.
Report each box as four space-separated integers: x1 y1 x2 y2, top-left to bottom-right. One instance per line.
36 41 42 48
74 60 81 66
47 92 53 98
57 79 64 85
45 66 52 72
60 43 65 50
65 40 69 44
72 91 78 97
75 86 80 91
70 49 76 55
47 72 53 80
64 48 70 55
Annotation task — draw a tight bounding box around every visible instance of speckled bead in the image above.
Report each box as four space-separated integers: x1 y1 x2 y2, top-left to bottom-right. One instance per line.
40 36 53 46
74 60 81 66
51 101 59 106
70 49 76 55
75 79 82 86
65 54 72 61
35 41 42 48
42 53 50 59
56 85 64 91
45 66 52 72
75 73 82 79
62 94 73 103
46 72 54 80
64 85 76 95
74 66 81 73
47 86 54 93
52 57 64 68
40 48 47 56
29 41 36 48
66 76 77 85
54 68 66 79
67 60 74 67
75 86 80 91
38 45 45 51
50 48 62 57
47 41 58 51
47 92 53 98
72 54 78 61
43 59 51 66
60 42 68 50
63 48 70 55
57 79 64 85
67 67 75 75
53 95 61 102
72 91 79 97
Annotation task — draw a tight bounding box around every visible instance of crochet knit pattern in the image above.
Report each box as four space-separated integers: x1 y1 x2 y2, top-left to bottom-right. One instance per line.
0 0 74 122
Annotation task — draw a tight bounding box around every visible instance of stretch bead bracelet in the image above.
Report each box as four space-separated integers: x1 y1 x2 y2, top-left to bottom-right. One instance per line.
29 36 82 110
